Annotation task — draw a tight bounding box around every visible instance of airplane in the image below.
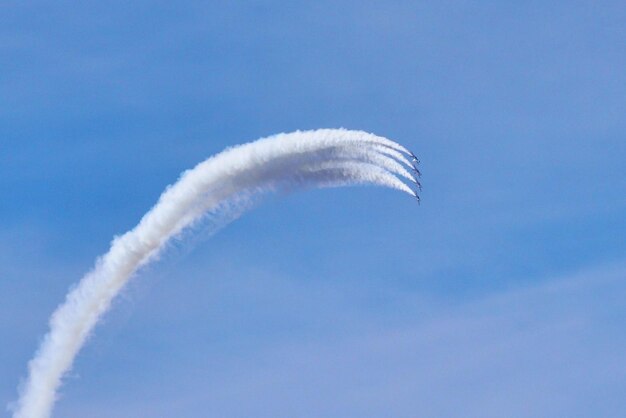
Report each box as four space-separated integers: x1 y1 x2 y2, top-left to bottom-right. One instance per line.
414 193 421 204
411 163 422 177
409 151 420 164
411 177 423 191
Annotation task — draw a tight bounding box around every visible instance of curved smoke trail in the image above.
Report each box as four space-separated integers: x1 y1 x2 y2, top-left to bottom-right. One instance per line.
12 129 420 418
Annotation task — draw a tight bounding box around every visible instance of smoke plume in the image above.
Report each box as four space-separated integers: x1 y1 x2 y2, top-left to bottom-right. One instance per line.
12 129 420 418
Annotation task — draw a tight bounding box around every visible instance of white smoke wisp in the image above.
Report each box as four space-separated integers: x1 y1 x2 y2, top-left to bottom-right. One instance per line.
12 128 420 418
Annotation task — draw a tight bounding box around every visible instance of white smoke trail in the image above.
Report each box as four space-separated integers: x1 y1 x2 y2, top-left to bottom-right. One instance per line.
12 129 419 418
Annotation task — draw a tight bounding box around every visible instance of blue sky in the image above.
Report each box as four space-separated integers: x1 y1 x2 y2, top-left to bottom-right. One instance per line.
2 1 626 417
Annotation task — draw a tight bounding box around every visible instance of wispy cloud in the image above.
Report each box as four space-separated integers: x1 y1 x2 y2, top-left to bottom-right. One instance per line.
52 261 626 418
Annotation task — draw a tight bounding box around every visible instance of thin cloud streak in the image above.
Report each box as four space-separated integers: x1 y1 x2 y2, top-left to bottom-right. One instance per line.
58 262 626 418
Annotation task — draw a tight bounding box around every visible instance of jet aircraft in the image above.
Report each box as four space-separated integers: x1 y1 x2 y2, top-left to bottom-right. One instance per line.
411 163 422 178
411 177 422 191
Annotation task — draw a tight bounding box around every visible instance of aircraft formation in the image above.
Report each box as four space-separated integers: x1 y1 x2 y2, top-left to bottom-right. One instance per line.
409 151 422 204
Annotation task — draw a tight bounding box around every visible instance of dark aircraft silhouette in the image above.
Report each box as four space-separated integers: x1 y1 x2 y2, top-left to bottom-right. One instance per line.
411 163 422 178
409 151 420 164
411 177 422 191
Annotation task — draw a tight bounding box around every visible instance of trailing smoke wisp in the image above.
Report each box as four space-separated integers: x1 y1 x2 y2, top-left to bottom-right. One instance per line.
12 129 421 418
